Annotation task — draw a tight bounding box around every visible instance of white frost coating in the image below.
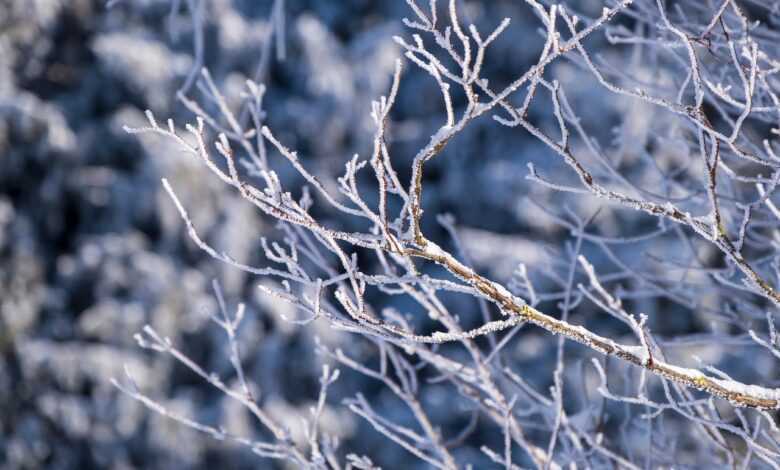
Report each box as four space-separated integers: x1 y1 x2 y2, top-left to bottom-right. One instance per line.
709 378 780 401
490 281 514 300
429 126 453 143
421 239 448 259
615 344 652 366
656 362 780 403
569 324 601 344
431 331 450 342
661 362 706 380
621 344 646 358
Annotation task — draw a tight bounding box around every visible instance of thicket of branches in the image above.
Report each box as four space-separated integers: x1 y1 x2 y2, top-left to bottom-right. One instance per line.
116 0 780 467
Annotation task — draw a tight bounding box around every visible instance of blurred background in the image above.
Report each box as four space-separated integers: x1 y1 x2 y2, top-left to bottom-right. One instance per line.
3 0 776 468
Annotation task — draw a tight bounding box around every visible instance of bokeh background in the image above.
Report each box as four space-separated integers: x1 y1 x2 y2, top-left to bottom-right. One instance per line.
3 0 778 468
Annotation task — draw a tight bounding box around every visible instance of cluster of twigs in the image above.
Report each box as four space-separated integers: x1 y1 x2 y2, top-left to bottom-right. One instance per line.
116 0 780 467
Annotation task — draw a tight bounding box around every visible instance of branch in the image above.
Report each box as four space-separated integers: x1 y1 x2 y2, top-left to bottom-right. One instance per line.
406 238 780 410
